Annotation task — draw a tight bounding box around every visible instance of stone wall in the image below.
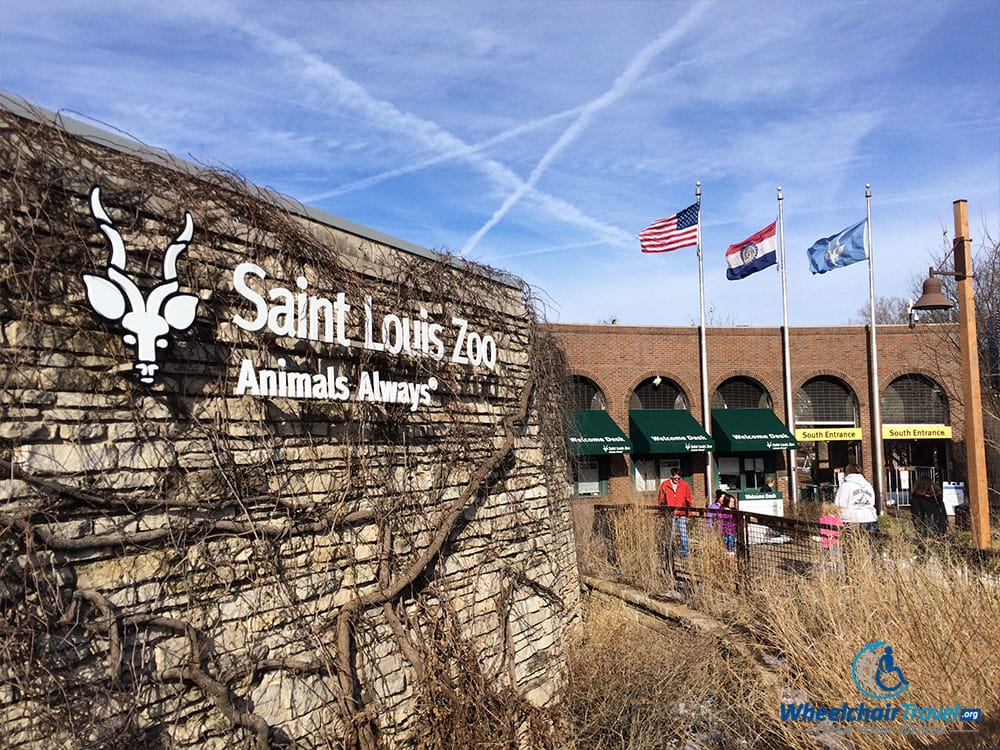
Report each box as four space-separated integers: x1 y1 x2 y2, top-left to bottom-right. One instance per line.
0 98 579 749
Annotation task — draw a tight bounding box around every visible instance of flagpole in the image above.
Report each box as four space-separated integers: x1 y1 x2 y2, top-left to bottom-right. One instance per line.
696 181 714 502
865 184 885 513
777 187 798 508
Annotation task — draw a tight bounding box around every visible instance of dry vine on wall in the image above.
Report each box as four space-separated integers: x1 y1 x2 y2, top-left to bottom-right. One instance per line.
0 100 579 749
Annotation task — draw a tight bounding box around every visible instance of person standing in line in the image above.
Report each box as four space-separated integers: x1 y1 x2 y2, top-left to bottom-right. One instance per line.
834 463 879 532
909 476 947 537
658 467 692 556
706 489 725 532
718 493 737 553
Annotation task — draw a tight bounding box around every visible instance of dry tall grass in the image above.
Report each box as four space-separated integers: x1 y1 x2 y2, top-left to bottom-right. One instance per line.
559 600 759 749
564 506 1000 749
574 503 668 592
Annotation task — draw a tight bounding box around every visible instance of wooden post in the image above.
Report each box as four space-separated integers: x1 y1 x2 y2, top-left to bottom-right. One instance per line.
954 200 991 549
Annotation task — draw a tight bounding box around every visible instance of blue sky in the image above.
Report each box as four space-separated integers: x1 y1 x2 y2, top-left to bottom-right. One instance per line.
2 0 997 326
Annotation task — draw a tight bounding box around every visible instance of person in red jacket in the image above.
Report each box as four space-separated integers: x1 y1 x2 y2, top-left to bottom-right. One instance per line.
658 468 692 556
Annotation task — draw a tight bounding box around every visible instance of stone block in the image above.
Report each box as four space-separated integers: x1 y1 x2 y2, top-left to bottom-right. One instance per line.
0 478 34 503
38 352 73 368
101 469 161 490
3 388 57 406
118 440 177 470
58 422 107 441
52 391 105 408
0 421 50 441
13 441 119 474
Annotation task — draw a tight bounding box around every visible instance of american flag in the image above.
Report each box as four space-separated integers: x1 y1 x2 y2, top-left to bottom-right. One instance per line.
639 202 700 253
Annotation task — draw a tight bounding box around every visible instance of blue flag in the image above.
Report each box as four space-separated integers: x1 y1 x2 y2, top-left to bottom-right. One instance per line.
807 219 868 274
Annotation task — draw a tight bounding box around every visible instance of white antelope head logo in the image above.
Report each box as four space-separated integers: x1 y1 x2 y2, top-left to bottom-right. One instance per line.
82 187 200 384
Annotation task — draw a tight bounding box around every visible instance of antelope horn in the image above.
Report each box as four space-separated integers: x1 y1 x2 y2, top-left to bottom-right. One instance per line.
89 187 127 270
162 212 194 281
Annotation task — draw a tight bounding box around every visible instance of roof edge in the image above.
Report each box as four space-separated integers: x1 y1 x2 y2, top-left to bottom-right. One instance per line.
0 92 523 291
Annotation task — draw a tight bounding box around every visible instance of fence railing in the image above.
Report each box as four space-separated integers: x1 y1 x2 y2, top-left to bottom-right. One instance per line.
592 504 833 584
590 504 1000 590
883 465 938 508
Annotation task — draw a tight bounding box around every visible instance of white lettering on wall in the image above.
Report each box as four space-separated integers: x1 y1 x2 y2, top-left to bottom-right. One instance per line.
232 267 495 371
230 265 497 409
233 263 352 346
235 358 351 400
234 358 438 409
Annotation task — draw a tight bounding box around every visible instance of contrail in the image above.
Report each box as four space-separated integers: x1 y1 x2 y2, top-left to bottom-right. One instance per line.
303 106 583 202
461 4 710 256
215 8 636 249
491 238 609 261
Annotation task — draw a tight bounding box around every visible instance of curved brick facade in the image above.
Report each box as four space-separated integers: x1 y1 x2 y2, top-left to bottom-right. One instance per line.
546 322 965 518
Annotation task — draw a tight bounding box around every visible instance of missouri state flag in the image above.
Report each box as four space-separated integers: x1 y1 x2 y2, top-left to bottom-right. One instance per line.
807 219 868 274
725 221 777 280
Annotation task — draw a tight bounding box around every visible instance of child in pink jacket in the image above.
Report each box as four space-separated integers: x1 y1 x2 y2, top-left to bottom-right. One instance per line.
819 503 843 571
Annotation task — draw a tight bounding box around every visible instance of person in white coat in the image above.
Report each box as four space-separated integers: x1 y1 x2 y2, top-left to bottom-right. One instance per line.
834 463 879 531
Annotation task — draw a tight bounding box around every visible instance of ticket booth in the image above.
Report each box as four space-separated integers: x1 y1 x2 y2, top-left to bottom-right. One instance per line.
711 408 797 515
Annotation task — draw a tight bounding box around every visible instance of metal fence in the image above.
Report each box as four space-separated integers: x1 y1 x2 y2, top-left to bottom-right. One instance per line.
883 465 938 508
798 465 941 508
590 503 1000 589
592 504 834 583
797 484 836 504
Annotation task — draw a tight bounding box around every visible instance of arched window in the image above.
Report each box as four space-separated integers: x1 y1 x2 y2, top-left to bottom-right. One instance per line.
628 376 692 494
712 376 772 410
572 376 607 411
882 374 949 424
794 376 861 489
568 376 614 498
796 376 859 426
630 376 689 410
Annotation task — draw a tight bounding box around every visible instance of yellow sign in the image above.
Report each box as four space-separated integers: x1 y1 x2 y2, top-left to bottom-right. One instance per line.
795 427 862 442
881 424 952 440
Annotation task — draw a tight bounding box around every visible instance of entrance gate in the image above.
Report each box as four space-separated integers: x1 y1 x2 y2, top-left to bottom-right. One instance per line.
883 465 938 507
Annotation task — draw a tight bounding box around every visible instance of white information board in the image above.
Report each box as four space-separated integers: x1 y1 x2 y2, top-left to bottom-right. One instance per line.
739 494 783 517
942 482 964 516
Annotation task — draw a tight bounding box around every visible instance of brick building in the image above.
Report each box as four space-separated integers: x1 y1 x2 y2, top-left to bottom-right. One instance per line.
546 322 965 519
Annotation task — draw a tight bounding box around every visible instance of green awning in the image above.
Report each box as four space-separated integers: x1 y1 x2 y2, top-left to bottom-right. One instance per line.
711 408 797 452
567 410 632 455
629 409 715 453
